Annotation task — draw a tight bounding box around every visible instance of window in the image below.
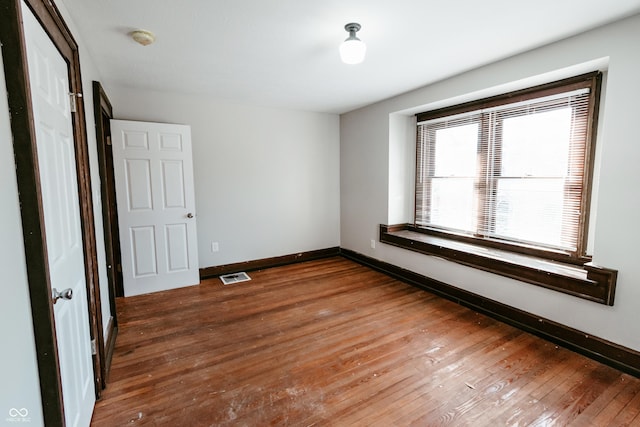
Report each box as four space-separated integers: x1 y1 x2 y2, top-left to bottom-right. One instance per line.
415 72 602 263
381 71 616 304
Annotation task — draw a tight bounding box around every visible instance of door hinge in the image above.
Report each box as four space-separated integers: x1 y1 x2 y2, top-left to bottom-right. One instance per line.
106 135 112 146
91 339 97 355
68 92 83 113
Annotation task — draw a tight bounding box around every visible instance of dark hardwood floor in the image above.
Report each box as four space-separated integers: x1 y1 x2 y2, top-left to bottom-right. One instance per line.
91 257 640 426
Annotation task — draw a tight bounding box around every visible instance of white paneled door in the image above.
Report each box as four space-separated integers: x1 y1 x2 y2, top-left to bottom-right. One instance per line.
22 3 95 427
110 120 199 296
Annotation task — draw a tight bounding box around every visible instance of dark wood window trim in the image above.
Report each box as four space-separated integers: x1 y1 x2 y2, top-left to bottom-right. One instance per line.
380 224 617 305
415 72 602 264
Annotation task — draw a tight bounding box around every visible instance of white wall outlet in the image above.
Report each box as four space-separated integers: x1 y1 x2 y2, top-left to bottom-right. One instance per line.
211 241 219 252
370 239 376 249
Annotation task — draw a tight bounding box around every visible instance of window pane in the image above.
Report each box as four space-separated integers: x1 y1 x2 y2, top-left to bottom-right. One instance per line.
430 178 476 232
493 178 567 248
501 108 572 177
434 124 478 177
416 75 598 259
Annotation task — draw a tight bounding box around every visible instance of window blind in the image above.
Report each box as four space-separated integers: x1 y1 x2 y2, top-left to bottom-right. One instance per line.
415 72 601 259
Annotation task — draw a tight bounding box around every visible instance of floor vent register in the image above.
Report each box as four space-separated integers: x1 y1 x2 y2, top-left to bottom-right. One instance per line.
219 272 251 285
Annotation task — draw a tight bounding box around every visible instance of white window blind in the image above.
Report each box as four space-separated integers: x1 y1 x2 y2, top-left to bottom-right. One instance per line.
415 73 601 258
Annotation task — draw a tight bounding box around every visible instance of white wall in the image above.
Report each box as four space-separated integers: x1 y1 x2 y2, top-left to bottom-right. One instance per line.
107 87 341 268
341 13 640 352
0 49 45 427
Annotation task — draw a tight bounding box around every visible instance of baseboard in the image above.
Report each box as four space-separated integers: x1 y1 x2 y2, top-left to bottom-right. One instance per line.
199 247 341 279
197 245 639 377
340 248 640 378
104 316 117 382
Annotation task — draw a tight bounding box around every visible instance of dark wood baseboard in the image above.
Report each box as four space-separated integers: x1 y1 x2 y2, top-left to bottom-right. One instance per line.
103 317 117 384
197 246 638 377
199 247 341 279
340 248 640 378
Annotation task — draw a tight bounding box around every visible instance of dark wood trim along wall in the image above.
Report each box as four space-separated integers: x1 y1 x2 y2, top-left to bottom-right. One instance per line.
103 317 118 382
340 248 639 378
1 0 103 423
200 247 340 279
380 224 617 305
92 81 124 300
0 2 64 423
92 80 119 387
197 246 636 377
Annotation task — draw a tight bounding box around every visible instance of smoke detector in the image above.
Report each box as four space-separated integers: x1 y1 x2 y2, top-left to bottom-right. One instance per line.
131 30 155 46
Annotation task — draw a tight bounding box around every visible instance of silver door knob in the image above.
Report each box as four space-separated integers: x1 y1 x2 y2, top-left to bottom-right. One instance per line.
186 213 194 218
52 288 73 304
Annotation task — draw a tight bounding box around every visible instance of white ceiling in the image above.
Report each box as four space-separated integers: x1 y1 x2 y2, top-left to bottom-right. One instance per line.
60 0 640 114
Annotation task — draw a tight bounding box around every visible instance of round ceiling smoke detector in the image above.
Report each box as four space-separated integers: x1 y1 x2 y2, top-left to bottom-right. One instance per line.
131 30 155 46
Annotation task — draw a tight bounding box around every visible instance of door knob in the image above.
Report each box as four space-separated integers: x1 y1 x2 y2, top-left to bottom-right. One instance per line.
52 288 73 304
186 213 194 218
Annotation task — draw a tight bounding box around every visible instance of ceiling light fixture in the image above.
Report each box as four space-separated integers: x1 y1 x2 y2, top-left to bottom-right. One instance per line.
131 29 155 46
339 23 366 64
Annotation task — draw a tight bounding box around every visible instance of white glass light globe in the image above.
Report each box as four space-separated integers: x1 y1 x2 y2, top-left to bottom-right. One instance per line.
340 38 366 64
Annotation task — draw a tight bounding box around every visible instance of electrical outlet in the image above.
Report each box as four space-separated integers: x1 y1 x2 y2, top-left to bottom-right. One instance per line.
211 242 219 252
370 239 376 249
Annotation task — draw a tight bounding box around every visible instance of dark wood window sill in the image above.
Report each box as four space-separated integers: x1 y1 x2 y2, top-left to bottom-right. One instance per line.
380 224 617 305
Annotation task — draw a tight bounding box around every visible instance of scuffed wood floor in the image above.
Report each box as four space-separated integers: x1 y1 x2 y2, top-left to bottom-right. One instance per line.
91 257 640 426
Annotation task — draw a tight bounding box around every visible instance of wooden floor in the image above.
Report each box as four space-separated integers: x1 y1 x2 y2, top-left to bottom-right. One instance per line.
91 257 640 426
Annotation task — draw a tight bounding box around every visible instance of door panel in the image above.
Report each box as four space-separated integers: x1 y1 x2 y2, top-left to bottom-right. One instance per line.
125 159 153 210
111 120 199 296
131 226 157 277
161 160 186 208
165 223 189 271
22 3 95 426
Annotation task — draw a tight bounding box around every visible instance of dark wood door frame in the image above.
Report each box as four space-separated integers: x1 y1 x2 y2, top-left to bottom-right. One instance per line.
1 0 105 423
93 80 121 384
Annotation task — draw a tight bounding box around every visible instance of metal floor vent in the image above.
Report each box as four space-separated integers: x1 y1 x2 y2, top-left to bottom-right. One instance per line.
220 272 251 285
